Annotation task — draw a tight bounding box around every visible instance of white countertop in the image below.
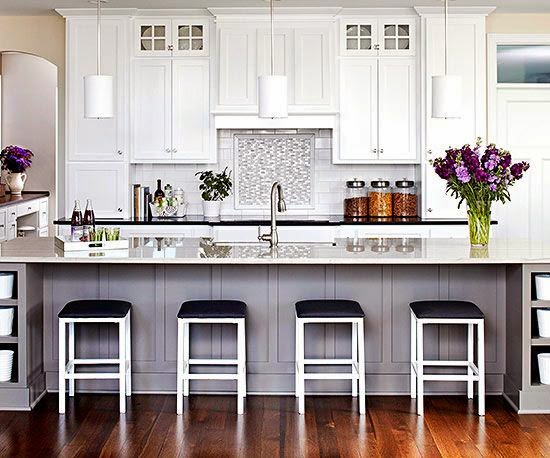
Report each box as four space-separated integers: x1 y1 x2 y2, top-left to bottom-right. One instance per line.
1 236 550 265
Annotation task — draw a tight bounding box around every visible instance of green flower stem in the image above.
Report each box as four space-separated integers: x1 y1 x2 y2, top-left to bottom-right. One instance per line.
467 207 491 247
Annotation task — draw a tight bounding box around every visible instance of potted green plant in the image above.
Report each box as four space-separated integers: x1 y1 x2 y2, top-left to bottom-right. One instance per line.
195 167 232 218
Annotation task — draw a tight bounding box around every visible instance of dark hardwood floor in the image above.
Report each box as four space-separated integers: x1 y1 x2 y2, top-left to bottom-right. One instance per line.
0 394 549 457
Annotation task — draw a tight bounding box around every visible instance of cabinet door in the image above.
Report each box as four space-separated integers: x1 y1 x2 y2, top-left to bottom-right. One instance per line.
172 60 213 163
66 163 128 218
423 16 486 218
340 19 378 56
0 210 6 241
67 18 127 162
172 20 209 57
378 18 416 56
218 27 257 107
294 27 332 107
337 59 378 163
257 27 294 104
132 59 172 161
378 58 417 161
134 19 172 56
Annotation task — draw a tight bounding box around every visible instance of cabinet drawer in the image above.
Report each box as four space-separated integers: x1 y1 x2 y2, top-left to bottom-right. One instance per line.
17 200 39 217
39 200 49 228
6 206 17 223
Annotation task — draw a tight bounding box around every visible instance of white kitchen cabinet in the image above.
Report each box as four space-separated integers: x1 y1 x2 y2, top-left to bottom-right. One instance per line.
131 58 213 163
216 21 334 112
66 163 128 218
336 57 416 163
134 18 210 57
0 210 6 242
132 59 172 161
66 17 128 162
419 11 488 218
340 17 416 57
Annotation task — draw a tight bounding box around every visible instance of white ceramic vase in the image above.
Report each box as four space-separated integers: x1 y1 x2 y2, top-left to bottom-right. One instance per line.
203 201 221 218
5 172 27 195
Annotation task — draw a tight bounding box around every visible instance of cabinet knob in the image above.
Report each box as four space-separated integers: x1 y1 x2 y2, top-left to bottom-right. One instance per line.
172 148 177 153
118 208 123 212
379 148 384 154
117 150 123 156
165 148 171 153
427 149 432 155
427 208 433 213
372 148 377 154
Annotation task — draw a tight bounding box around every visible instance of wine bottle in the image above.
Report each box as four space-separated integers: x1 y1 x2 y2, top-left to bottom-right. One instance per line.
70 200 84 242
83 199 95 241
154 179 165 203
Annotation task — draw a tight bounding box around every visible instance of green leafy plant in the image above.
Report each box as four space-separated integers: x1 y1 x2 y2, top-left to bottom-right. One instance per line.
195 168 233 201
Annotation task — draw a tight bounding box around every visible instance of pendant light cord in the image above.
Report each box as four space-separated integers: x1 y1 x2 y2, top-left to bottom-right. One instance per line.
96 0 101 76
444 0 448 76
270 0 274 76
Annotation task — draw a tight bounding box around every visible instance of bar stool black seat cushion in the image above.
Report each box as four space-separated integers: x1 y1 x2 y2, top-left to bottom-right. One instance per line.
410 300 484 319
295 299 364 318
58 300 131 319
178 300 247 319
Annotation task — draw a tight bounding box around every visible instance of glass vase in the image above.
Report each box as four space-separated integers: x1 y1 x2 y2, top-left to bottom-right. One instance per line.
468 208 491 247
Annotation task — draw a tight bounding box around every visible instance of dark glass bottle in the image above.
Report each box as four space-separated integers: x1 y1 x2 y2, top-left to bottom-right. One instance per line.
154 179 165 203
83 199 95 241
70 200 83 242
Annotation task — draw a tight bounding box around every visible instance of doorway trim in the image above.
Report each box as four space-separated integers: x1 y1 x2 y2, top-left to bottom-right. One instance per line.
487 33 550 143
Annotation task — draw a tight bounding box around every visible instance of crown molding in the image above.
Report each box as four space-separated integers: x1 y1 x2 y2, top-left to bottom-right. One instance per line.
56 8 213 18
414 6 496 17
339 7 418 17
208 7 342 21
56 8 137 18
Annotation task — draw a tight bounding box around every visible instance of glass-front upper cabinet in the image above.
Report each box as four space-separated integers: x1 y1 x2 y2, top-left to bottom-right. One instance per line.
340 17 416 57
134 19 209 57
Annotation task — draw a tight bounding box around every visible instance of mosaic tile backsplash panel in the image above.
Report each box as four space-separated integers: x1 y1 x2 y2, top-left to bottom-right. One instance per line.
234 134 314 209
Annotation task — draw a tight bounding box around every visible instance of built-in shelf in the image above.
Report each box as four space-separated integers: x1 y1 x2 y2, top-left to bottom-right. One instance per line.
531 300 550 308
531 337 550 346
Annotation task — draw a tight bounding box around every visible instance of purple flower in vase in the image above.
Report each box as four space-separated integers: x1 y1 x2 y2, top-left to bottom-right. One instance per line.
455 165 471 183
0 145 33 173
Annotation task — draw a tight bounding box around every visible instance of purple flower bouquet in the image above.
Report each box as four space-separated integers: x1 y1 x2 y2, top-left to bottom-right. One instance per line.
432 139 529 246
0 145 33 173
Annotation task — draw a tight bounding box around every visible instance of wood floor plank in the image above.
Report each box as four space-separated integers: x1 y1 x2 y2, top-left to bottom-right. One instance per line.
0 394 548 457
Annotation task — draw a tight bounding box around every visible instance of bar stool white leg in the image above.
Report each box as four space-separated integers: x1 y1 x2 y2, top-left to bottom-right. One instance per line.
295 316 299 398
241 318 247 397
410 312 417 399
176 319 184 415
357 319 366 415
237 319 245 415
59 319 66 414
68 322 75 397
351 321 358 398
119 319 126 414
467 323 474 400
126 313 132 396
416 320 424 416
183 321 190 397
478 320 485 416
297 318 305 415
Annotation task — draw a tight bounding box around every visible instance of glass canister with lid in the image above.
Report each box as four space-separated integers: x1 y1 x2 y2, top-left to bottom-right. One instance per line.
392 179 417 218
368 179 392 217
344 179 369 218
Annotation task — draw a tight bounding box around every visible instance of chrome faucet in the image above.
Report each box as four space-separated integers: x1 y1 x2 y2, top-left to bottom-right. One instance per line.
258 182 287 247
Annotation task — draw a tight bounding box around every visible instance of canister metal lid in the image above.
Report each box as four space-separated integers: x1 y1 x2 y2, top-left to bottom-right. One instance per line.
395 178 415 188
370 178 390 188
346 178 366 188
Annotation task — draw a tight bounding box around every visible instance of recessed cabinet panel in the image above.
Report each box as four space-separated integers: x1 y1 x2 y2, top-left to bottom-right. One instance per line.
132 59 172 161
67 163 128 218
338 59 378 162
294 28 331 106
67 18 126 162
378 58 416 161
218 28 257 106
172 60 211 162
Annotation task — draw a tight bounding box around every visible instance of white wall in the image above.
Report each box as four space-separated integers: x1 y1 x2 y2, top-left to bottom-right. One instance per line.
0 52 57 221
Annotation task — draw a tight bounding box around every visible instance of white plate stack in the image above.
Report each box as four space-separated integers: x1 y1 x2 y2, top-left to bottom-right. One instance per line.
539 353 550 385
0 350 14 382
0 308 14 336
0 273 14 300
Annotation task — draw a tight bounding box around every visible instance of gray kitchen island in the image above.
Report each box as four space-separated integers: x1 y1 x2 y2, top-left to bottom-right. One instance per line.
0 236 546 413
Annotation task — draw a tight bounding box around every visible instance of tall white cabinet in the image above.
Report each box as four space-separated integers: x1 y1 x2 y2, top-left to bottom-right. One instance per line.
417 7 494 218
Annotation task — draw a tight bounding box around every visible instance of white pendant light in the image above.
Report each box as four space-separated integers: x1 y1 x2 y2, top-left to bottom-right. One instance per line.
84 0 113 119
258 0 287 118
432 0 462 119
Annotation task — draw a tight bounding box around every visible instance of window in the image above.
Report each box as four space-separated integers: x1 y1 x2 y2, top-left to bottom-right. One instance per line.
497 45 550 83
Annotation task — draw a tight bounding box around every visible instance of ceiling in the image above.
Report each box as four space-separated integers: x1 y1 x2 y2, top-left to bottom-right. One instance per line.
1 0 550 16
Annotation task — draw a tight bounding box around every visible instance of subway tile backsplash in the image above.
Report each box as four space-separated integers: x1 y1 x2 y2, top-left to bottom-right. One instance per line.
131 129 417 216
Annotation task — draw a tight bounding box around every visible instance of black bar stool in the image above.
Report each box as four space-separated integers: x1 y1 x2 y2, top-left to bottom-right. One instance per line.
295 299 366 415
177 300 247 415
58 299 132 414
410 300 485 416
